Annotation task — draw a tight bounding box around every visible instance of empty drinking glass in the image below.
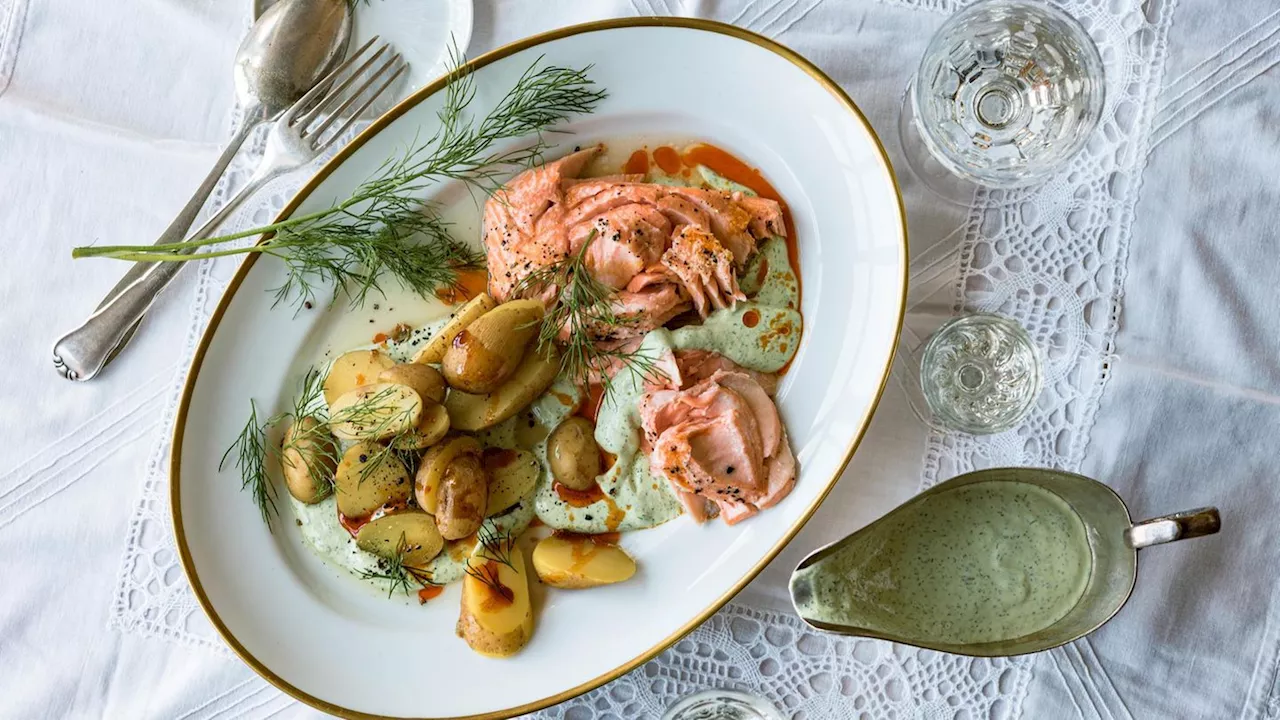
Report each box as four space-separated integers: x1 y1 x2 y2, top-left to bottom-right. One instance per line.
898 0 1105 203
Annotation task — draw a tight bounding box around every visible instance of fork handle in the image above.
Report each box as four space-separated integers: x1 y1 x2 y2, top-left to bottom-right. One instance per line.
102 119 262 305
51 145 272 382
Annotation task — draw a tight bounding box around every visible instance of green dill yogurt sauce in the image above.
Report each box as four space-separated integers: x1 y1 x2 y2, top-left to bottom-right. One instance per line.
793 480 1093 645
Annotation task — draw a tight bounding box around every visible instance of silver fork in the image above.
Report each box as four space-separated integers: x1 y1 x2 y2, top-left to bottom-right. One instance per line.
53 37 407 382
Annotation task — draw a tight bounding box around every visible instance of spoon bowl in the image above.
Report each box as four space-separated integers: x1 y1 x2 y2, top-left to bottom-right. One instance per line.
790 468 1220 656
236 0 354 120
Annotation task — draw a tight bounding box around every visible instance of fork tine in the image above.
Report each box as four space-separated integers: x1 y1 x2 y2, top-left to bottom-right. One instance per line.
282 35 381 124
294 42 391 131
306 54 404 147
313 63 409 154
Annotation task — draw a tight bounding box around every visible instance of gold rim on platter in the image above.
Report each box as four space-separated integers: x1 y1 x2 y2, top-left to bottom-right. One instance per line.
171 16 909 720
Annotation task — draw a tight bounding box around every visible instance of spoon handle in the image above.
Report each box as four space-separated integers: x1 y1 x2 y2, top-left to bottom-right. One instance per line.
1124 507 1222 549
51 120 261 381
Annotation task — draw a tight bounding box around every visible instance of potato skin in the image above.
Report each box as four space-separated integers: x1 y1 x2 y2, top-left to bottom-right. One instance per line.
412 293 497 364
415 436 483 514
441 300 543 394
378 364 447 404
280 417 337 503
445 345 560 431
547 417 601 491
435 453 488 540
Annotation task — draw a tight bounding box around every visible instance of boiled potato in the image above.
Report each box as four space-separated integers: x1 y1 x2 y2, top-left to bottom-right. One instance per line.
378 363 447 404
323 350 394 405
457 536 533 657
280 417 338 503
415 436 482 514
441 300 544 394
484 448 540 515
547 417 601 491
435 453 488 540
390 401 451 450
445 345 561 431
412 293 497 364
532 535 637 589
329 382 423 441
335 442 412 519
356 510 444 566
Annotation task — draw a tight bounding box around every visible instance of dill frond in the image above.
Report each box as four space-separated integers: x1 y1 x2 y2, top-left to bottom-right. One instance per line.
72 56 606 311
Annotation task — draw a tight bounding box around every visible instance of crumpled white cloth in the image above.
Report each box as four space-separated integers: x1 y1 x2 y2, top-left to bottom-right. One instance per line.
4 0 1280 718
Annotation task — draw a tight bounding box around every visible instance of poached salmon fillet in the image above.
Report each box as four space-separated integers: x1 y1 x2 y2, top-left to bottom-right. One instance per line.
639 366 796 525
483 145 786 343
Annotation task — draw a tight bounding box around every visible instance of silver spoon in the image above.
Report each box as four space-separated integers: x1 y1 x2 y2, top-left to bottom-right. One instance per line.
55 0 352 380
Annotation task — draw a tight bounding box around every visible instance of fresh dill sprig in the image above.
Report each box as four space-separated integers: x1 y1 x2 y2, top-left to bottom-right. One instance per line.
71 55 607 311
513 230 666 395
220 400 280 526
465 527 518 601
476 525 516 570
278 368 340 495
359 534 439 598
224 368 340 525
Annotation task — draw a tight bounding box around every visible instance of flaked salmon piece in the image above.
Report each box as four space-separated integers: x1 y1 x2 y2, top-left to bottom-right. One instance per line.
639 368 795 525
485 145 603 301
627 267 676 293
665 187 756 265
672 349 779 396
716 370 781 457
562 181 664 227
757 430 796 511
737 194 787 240
569 205 672 290
651 414 764 507
556 282 690 345
588 338 683 389
660 226 746 318
484 147 786 343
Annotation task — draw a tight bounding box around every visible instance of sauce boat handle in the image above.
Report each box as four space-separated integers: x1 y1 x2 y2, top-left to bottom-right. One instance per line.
1124 507 1221 549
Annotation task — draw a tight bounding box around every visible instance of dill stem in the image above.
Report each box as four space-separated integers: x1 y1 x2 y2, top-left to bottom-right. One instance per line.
69 204 355 259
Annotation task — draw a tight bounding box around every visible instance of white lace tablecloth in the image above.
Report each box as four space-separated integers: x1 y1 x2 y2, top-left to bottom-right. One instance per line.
5 0 1280 717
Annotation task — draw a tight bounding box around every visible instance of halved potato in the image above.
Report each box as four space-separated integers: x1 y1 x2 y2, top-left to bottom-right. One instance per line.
441 300 544 394
356 510 443 566
532 535 637 589
415 436 482 514
378 363 447 404
484 448 540 516
280 417 337 503
390 401 451 450
445 346 561 431
412 293 497 364
435 453 488 540
335 442 412 519
323 350 394 405
457 536 533 657
329 382 423 441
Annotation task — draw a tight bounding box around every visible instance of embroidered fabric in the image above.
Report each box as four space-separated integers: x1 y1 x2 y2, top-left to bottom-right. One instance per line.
108 1 1173 717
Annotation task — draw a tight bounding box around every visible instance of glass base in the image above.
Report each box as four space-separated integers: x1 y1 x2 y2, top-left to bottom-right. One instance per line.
897 80 982 207
897 82 1032 208
920 313 1042 434
662 690 784 720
